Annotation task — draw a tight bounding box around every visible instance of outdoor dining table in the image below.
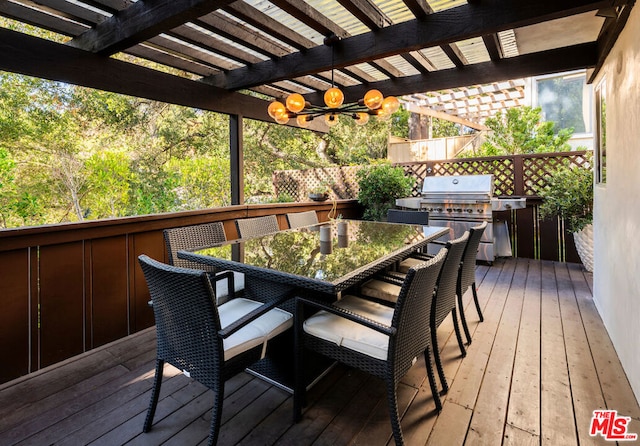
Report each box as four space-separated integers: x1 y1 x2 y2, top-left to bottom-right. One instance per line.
178 219 449 392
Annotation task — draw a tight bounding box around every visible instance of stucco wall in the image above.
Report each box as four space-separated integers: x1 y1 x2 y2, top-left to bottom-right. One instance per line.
592 6 640 404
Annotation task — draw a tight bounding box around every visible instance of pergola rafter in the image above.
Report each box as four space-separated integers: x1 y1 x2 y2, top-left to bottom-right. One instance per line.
0 0 631 128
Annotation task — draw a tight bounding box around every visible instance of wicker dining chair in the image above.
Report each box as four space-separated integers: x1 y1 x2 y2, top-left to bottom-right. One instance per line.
164 222 243 304
286 210 319 229
360 232 469 393
235 215 280 239
138 255 293 446
387 208 429 225
457 221 487 344
294 248 447 446
397 222 488 346
423 232 468 392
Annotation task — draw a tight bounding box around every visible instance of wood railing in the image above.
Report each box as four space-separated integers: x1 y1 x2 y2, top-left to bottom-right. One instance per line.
0 201 362 385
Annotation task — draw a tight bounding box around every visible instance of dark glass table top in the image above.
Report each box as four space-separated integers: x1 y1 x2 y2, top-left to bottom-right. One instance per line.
180 220 448 293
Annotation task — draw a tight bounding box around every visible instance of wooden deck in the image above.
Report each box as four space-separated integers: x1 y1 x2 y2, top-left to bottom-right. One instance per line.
1 258 638 446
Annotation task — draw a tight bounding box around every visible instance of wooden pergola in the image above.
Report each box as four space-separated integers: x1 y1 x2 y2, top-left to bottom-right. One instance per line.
0 0 634 202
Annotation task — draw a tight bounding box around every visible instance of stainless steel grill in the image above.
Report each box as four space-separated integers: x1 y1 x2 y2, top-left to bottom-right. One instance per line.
396 174 520 262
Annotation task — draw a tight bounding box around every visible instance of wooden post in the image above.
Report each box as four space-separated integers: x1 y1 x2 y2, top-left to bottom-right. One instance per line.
230 114 244 205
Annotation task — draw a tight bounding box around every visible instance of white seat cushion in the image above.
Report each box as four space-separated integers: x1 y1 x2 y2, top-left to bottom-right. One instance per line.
360 279 401 303
398 257 426 274
218 298 292 360
215 270 245 298
303 295 394 360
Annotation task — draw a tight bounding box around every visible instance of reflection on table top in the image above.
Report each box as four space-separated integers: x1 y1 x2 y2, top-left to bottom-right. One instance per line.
182 220 448 286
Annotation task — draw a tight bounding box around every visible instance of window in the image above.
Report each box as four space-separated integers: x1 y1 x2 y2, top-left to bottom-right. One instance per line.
535 71 592 134
595 79 607 184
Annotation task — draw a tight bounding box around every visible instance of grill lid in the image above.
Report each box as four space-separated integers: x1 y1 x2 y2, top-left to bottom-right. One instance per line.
421 174 494 201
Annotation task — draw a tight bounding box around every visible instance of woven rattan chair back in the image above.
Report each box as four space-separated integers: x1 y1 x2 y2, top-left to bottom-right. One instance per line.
286 210 319 229
459 221 487 297
433 231 468 329
164 222 227 272
235 215 280 239
294 248 447 445
457 221 488 343
138 255 266 446
430 231 469 392
390 248 447 382
139 255 225 386
387 209 429 225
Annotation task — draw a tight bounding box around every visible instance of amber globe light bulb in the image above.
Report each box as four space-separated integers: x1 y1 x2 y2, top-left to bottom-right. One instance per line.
268 101 286 119
325 113 340 127
324 87 344 108
381 96 400 114
286 93 306 114
363 89 384 110
354 112 370 126
275 112 290 124
296 114 310 128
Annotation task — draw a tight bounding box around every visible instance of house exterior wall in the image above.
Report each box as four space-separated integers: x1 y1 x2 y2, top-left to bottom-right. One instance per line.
592 5 640 404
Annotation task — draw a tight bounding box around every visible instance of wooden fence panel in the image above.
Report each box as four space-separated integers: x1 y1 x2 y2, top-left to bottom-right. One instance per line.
129 230 166 333
89 236 130 348
0 202 357 385
514 207 536 260
39 242 85 368
0 249 30 384
539 217 561 261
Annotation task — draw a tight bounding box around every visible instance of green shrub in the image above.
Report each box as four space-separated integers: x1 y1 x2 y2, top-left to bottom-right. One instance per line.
357 164 414 221
537 159 593 232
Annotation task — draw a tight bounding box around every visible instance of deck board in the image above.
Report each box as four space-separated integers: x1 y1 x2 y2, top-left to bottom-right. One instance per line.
1 258 638 446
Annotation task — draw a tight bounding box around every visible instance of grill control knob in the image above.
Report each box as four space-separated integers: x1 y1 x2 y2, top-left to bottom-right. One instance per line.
455 208 462 212
477 209 483 213
446 208 452 212
466 209 473 213
436 208 443 212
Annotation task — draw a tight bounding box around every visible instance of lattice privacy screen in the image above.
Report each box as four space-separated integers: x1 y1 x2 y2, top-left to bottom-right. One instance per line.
273 152 591 201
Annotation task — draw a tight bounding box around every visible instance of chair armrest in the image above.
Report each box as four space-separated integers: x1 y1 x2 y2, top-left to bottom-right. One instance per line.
296 296 396 338
218 292 292 339
213 269 236 300
429 240 447 246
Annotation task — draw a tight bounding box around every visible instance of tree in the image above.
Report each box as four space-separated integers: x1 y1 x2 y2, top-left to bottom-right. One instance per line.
322 114 394 164
473 106 573 156
0 68 405 226
432 118 460 138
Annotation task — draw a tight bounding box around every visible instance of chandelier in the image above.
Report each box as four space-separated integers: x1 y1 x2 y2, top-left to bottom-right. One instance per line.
267 35 400 128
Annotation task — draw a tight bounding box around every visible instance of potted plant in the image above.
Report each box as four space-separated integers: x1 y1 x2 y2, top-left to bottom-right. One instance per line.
537 158 594 271
356 163 415 221
308 182 332 201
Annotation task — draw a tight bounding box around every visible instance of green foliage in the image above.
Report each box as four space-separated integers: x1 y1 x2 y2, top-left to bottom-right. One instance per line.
537 157 593 232
474 106 573 156
0 71 405 227
432 118 460 138
322 114 393 164
390 106 410 138
356 163 414 221
166 156 231 209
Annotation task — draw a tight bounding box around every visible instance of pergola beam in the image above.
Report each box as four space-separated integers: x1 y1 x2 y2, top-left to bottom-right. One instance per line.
305 42 598 104
404 103 488 130
210 0 612 90
0 27 326 131
69 0 236 55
